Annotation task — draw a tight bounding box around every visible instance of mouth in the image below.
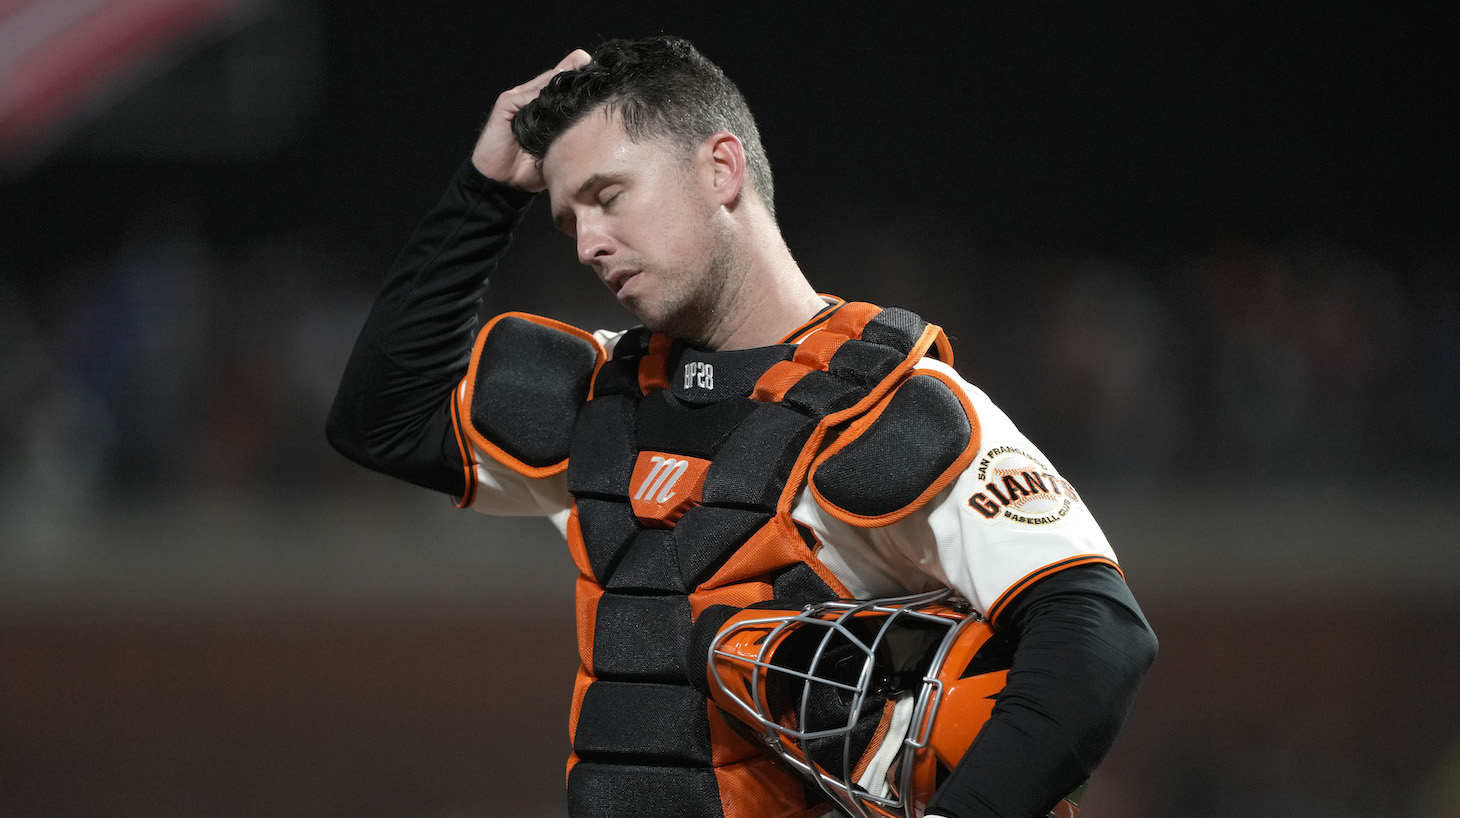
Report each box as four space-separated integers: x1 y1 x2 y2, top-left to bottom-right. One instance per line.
604 268 640 296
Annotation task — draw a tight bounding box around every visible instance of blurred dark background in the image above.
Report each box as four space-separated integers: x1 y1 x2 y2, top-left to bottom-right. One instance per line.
2 2 1458 816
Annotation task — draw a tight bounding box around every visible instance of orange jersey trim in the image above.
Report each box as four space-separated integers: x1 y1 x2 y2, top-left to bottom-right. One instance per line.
986 555 1124 625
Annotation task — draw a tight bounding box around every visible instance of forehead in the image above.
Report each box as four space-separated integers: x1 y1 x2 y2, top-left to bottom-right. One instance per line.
543 110 633 189
541 109 684 200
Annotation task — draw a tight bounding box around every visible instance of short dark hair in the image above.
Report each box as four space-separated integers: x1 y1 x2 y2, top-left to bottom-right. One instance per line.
512 35 776 216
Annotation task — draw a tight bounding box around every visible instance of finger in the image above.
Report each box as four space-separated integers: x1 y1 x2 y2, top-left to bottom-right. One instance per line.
558 48 591 71
518 48 591 93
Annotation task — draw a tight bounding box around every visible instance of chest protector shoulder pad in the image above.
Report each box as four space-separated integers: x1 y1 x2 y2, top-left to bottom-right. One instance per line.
808 366 981 526
457 312 606 478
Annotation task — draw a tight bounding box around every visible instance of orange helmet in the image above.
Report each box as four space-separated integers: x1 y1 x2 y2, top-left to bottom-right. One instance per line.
705 589 1081 818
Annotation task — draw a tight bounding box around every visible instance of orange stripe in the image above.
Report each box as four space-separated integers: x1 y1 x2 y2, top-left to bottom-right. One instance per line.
565 503 595 578
987 556 1124 625
449 394 477 509
688 580 775 619
762 306 945 602
574 573 603 671
791 328 847 369
637 333 673 393
852 699 898 781
750 360 813 403
933 327 956 365
778 296 845 343
567 665 595 749
825 301 882 338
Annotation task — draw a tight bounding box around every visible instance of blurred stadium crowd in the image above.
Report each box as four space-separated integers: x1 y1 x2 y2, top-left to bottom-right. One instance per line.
1 2 1456 817
1 220 1454 508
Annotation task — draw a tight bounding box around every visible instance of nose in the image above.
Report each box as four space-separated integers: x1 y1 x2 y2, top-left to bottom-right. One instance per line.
576 219 613 267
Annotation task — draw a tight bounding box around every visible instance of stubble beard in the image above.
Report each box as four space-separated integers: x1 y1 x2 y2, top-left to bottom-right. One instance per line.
633 225 740 348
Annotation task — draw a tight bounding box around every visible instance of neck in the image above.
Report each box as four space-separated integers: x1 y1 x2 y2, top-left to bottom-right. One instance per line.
703 222 825 352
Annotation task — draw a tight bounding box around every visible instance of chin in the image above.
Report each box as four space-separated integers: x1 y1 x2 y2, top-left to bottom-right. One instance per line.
627 283 716 345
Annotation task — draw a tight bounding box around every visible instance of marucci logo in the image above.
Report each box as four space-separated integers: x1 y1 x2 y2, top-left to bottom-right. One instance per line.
635 456 690 502
629 450 711 527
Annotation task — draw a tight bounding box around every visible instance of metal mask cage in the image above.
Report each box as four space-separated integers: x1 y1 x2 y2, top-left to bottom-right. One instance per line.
707 588 979 818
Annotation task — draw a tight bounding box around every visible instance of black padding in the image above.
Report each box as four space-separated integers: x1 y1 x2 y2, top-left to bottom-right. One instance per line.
568 761 723 818
592 356 642 399
674 506 775 587
575 498 640 581
574 682 714 765
566 395 638 497
813 374 972 518
668 342 795 403
701 404 817 508
604 529 687 593
611 327 655 359
860 308 927 355
827 339 907 388
593 593 693 680
636 392 759 459
685 604 741 698
781 370 867 417
469 316 597 467
771 562 837 604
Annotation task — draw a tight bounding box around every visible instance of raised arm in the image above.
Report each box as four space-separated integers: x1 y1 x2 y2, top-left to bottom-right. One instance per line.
326 51 590 495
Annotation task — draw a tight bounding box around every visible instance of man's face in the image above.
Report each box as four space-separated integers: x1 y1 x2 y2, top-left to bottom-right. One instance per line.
542 109 735 343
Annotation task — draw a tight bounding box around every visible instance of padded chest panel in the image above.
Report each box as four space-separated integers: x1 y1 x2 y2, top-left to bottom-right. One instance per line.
636 391 760 459
563 303 948 818
566 395 639 498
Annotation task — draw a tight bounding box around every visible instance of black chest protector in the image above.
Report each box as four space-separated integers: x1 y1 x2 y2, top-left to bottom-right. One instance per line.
456 303 973 818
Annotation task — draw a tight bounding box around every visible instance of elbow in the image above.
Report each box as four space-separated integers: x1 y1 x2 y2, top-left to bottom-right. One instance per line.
324 393 378 472
1131 615 1160 679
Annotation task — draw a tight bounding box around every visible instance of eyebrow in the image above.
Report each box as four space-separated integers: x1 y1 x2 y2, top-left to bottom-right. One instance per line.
552 172 619 234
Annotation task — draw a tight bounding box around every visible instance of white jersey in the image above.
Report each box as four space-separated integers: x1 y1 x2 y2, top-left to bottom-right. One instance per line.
456 328 1118 622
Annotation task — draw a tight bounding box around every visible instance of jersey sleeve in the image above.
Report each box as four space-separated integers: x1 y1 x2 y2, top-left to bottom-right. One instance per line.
796 357 1119 622
326 161 536 498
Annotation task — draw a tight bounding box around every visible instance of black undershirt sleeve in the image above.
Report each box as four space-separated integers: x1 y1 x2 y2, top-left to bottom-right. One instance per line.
925 563 1158 818
326 161 535 496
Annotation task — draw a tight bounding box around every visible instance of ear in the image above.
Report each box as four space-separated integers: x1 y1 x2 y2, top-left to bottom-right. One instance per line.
700 131 746 208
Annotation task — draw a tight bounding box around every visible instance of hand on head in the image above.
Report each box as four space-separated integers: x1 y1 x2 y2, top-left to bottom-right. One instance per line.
472 49 591 192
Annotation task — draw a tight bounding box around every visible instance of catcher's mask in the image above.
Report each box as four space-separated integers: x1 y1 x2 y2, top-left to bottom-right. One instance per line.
704 589 1082 818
